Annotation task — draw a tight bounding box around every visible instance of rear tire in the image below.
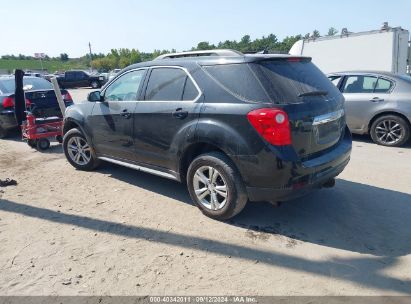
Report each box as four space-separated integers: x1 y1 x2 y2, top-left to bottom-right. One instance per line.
186 152 248 220
370 115 410 147
63 128 100 170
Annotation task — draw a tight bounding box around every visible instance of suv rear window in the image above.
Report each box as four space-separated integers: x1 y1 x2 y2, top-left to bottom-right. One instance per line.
203 60 339 104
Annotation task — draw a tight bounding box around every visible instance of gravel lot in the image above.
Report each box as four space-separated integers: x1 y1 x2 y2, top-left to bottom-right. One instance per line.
0 88 410 295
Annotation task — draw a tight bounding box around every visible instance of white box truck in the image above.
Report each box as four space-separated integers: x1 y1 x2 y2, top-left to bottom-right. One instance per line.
289 24 410 75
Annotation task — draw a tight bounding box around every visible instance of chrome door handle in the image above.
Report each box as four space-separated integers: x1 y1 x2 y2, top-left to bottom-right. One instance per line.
120 109 132 119
370 97 384 102
172 108 188 119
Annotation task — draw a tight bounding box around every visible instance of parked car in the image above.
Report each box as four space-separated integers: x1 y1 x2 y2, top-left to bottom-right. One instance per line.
0 76 74 138
328 71 411 146
62 50 351 220
108 69 122 81
56 70 105 89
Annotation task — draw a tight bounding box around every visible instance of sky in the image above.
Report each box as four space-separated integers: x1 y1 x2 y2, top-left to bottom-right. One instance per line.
1 0 411 58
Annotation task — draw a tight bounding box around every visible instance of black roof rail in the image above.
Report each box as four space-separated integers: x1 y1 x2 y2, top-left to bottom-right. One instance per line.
154 49 243 60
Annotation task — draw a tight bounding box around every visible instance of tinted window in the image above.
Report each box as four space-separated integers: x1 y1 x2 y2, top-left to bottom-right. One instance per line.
343 76 377 93
250 60 340 104
375 78 392 93
65 72 75 80
145 68 187 101
182 77 199 100
328 76 342 87
204 64 269 102
105 69 145 101
0 77 53 93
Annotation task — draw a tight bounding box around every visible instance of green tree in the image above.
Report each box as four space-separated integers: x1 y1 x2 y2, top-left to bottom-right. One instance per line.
327 27 338 36
194 41 216 50
60 53 69 61
312 30 321 38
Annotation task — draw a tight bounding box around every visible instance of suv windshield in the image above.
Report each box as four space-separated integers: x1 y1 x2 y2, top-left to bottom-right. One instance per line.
0 77 53 93
204 59 340 104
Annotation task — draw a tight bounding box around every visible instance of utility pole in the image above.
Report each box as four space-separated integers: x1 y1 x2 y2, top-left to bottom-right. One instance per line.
88 42 93 72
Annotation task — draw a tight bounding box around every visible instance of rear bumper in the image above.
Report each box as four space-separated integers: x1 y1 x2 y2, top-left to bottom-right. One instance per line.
245 128 352 202
0 110 18 130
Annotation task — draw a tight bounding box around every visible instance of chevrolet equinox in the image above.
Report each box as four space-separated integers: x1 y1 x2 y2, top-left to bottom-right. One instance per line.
62 50 352 220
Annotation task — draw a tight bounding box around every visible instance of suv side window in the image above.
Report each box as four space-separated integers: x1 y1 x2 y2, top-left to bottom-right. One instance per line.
66 72 75 80
182 76 199 100
104 69 145 101
343 76 377 93
375 78 393 93
79 72 87 80
328 76 342 87
145 68 197 101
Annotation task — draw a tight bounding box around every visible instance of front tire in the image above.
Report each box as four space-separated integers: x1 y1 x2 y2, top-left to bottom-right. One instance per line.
63 128 100 170
187 152 248 220
370 115 410 147
90 81 100 89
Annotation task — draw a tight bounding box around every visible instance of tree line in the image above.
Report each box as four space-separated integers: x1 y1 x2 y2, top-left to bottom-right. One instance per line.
1 27 340 72
91 27 340 71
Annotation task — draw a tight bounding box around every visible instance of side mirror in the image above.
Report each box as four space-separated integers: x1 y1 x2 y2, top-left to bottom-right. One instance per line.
87 91 102 102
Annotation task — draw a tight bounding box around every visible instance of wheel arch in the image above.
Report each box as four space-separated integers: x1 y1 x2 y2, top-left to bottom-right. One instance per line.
368 111 411 133
63 117 94 146
178 141 240 182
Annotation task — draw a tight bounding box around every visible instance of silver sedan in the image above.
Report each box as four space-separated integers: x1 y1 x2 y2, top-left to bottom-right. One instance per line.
328 71 411 147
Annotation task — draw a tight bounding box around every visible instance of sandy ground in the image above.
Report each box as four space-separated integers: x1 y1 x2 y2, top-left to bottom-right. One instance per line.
0 88 410 295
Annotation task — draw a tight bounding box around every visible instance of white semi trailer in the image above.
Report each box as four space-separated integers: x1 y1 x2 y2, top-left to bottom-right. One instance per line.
289 24 410 75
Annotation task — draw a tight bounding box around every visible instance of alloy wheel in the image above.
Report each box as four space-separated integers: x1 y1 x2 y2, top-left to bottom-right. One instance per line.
193 166 228 211
67 136 92 165
375 119 404 145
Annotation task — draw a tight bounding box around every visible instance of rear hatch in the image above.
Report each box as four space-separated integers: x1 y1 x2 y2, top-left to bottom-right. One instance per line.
249 58 345 158
202 57 346 159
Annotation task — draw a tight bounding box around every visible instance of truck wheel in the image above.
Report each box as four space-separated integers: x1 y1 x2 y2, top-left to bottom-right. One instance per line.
63 128 100 170
91 81 99 89
36 138 50 150
187 152 248 220
370 115 410 147
0 127 7 139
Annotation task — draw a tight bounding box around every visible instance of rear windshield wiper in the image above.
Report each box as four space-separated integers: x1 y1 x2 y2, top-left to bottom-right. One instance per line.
298 90 328 97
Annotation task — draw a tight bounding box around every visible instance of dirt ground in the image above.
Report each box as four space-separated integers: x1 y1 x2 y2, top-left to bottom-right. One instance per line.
0 88 410 295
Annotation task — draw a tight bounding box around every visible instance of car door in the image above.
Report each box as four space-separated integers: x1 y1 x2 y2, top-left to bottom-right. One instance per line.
64 71 76 88
132 66 202 171
78 71 89 87
88 68 147 161
341 75 381 133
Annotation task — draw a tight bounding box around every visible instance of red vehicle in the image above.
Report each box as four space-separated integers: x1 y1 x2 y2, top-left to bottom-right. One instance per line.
21 111 63 150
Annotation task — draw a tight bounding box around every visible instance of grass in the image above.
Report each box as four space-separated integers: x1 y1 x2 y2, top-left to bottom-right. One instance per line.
0 59 88 73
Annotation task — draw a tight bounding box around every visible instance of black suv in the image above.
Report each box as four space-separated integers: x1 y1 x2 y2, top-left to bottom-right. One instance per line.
62 50 352 220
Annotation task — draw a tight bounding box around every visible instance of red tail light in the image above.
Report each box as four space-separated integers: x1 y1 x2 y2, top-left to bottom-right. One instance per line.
3 97 14 108
247 108 291 146
63 92 73 102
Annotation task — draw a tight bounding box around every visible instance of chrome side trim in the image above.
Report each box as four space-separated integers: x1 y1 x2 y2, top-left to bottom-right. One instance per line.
98 157 177 180
312 109 344 126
